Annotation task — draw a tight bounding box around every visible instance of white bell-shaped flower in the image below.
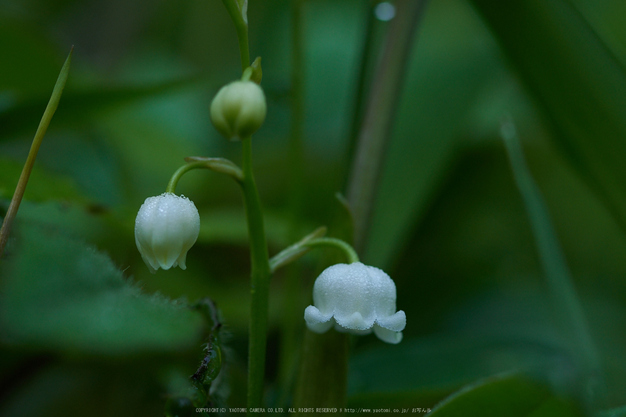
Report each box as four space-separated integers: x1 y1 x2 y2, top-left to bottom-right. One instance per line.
135 192 200 273
304 262 406 344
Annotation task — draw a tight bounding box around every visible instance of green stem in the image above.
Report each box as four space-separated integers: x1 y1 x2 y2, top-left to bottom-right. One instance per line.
0 47 73 258
239 137 271 409
219 1 267 409
269 227 327 273
166 158 243 193
303 238 359 264
238 27 250 71
294 330 349 413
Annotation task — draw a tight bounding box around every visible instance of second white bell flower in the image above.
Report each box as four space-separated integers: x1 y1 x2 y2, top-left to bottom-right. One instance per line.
135 192 200 273
304 262 406 344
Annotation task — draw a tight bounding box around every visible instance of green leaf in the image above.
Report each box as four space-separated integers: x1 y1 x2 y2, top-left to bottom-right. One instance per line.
365 0 505 268
468 0 626 232
349 332 568 399
0 221 204 356
427 373 583 417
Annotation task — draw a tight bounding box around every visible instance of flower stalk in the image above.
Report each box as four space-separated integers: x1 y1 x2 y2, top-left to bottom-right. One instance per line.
166 158 243 194
239 136 272 409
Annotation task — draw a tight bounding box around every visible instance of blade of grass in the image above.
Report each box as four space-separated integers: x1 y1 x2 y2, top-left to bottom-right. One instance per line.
501 117 604 412
0 47 73 257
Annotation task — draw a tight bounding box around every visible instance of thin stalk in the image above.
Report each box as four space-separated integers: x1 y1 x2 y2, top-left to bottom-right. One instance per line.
219 1 268 409
346 0 428 253
501 118 604 409
239 137 271 410
303 238 359 264
0 47 73 258
165 158 243 193
238 27 250 71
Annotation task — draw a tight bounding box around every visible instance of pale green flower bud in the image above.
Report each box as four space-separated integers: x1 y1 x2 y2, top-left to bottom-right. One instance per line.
304 262 406 344
210 80 267 141
135 193 200 273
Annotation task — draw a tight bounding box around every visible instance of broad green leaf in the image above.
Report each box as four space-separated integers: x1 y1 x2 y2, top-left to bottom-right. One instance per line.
348 332 570 403
365 0 505 268
427 373 583 417
468 0 626 232
13 200 131 259
0 221 204 356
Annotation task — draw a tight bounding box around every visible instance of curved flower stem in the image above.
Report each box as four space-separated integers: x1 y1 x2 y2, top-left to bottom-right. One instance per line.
268 226 327 273
303 238 359 264
165 158 243 194
268 234 359 274
238 136 271 409
0 47 72 258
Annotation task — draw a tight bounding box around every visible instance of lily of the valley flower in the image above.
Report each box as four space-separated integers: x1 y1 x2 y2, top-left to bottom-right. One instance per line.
135 192 200 273
304 262 406 344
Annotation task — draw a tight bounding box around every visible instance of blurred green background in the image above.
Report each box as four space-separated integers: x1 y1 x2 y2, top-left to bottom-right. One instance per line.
2 0 626 415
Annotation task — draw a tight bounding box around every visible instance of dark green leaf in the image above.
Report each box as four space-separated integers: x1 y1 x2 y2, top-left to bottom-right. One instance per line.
365 0 505 267
427 373 583 417
468 0 626 231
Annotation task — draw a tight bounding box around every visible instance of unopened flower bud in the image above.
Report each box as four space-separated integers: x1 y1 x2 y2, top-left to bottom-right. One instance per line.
135 193 200 273
304 262 406 344
210 80 267 141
